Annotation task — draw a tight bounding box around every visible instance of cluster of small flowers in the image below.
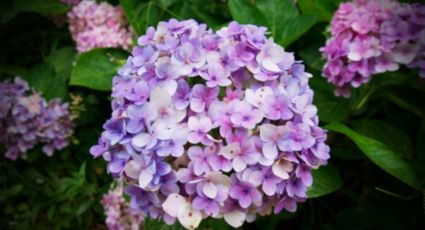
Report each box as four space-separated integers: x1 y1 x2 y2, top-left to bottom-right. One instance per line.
67 0 134 53
320 0 425 97
0 77 74 160
102 186 144 230
91 19 330 229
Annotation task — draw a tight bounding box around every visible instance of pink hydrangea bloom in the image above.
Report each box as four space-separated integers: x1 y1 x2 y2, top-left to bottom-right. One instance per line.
91 19 330 229
321 0 425 97
68 0 134 53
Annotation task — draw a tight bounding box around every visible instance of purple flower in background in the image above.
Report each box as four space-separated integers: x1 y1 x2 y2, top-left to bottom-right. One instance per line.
91 19 330 229
0 77 74 160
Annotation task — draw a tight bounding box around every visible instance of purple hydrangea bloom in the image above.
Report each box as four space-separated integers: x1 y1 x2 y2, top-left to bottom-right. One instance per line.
321 0 425 96
0 77 75 160
91 19 330 229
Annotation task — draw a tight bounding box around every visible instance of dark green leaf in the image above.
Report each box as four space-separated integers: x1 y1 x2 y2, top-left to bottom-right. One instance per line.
119 0 163 35
298 45 325 71
45 47 76 80
228 0 267 26
381 86 425 118
313 87 352 123
298 0 343 22
70 48 128 91
144 217 185 230
354 120 413 159
0 0 69 23
9 184 24 196
76 199 94 216
307 164 343 198
256 0 316 47
24 62 68 100
326 123 419 187
14 0 69 15
277 14 317 47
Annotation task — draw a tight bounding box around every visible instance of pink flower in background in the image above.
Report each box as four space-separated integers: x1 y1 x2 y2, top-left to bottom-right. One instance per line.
68 0 134 53
321 0 425 97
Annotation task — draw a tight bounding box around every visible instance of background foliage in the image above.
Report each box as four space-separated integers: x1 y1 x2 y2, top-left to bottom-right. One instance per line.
0 0 424 229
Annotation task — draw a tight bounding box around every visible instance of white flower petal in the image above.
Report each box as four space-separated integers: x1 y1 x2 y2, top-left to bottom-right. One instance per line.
224 210 246 228
203 182 218 199
177 204 202 230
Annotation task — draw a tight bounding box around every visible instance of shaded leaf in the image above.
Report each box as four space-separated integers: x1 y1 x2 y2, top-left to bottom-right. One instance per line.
308 164 343 198
381 86 425 118
354 120 413 159
326 123 419 187
298 0 343 22
144 217 185 230
24 62 68 100
70 48 128 91
0 0 69 24
313 88 352 123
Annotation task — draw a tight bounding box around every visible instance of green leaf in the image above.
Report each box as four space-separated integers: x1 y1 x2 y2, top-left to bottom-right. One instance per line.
277 14 317 47
119 0 163 35
381 86 425 118
70 48 128 91
24 62 68 100
298 0 343 22
311 77 353 123
14 0 69 15
144 217 185 230
45 47 76 80
298 45 325 72
326 123 419 187
18 47 75 100
76 199 94 216
354 120 413 159
256 0 316 47
1 0 69 23
9 184 24 196
228 0 267 26
307 164 343 198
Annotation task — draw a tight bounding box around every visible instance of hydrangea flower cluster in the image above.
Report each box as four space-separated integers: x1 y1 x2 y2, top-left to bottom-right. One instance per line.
91 19 330 229
320 0 425 97
102 186 144 230
68 0 134 53
0 77 74 160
